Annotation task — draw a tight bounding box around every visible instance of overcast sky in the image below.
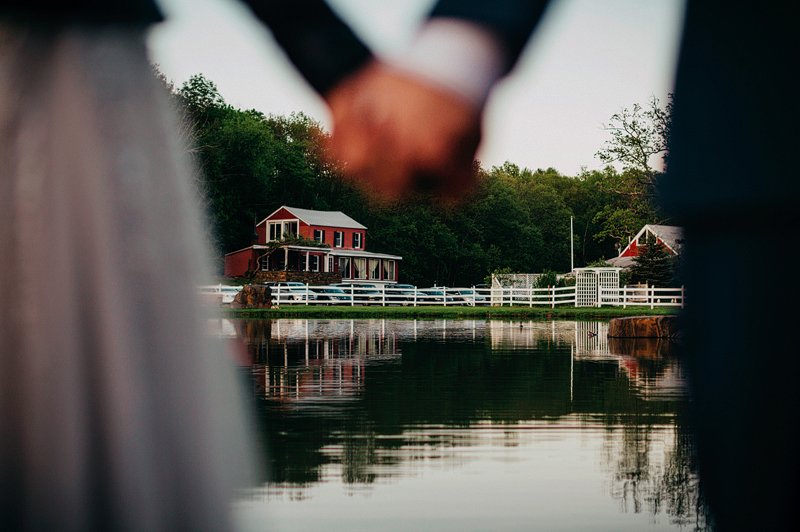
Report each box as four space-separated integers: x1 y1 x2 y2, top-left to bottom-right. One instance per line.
148 0 686 176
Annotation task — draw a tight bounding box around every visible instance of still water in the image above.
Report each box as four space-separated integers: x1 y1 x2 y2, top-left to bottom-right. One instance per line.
211 319 709 531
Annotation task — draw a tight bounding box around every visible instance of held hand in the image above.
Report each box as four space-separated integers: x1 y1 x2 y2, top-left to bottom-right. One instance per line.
325 61 482 204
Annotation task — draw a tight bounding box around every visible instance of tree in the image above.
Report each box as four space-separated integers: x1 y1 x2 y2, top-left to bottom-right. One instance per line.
168 71 675 284
628 235 678 287
596 95 673 185
593 96 673 251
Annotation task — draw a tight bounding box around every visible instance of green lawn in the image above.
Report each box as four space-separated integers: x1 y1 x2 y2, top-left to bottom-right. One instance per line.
222 305 679 320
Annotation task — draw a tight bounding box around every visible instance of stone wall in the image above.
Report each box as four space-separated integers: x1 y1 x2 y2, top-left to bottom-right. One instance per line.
253 271 341 285
230 284 271 309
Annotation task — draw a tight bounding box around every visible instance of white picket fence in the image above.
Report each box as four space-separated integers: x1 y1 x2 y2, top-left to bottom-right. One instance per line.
263 284 685 308
198 284 243 304
598 286 685 309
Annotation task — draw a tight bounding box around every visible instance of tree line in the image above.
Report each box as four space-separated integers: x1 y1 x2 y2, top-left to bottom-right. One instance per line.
167 73 673 287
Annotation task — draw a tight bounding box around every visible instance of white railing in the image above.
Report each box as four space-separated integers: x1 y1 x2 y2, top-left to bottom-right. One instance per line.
598 286 685 309
221 283 685 308
487 285 577 307
198 284 243 304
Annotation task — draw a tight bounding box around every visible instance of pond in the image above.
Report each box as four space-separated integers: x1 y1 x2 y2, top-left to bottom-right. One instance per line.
209 318 710 531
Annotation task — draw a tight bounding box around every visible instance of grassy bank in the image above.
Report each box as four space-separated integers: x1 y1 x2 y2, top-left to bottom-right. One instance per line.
222 305 679 320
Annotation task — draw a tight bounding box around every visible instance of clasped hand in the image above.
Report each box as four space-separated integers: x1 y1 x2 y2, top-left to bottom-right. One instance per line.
325 61 482 204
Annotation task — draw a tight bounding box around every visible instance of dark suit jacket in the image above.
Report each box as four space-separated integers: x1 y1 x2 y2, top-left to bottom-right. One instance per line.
660 1 800 225
0 0 162 24
242 0 549 95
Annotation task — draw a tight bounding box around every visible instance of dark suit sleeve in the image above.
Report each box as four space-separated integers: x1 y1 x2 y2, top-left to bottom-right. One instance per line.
430 0 551 73
240 0 373 96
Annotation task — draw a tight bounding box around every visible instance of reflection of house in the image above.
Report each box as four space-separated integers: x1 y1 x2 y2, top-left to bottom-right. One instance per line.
223 206 401 283
607 224 683 268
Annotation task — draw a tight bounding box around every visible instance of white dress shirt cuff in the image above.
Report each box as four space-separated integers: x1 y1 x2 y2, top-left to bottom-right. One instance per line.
388 18 507 107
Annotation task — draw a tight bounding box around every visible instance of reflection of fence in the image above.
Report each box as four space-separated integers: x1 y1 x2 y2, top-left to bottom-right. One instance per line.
573 321 611 358
488 320 577 349
265 284 685 308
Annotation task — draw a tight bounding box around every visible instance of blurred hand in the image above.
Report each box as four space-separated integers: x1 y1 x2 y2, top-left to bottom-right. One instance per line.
325 61 482 204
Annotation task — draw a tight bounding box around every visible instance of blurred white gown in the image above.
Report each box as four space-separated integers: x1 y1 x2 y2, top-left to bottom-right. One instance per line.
0 26 255 531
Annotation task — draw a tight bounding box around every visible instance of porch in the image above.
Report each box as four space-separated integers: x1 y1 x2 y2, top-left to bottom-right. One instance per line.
257 245 401 284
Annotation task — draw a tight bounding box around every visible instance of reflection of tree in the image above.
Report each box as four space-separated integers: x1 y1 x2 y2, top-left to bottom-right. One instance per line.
604 410 711 530
609 424 652 515
652 417 712 531
234 318 710 525
339 426 377 486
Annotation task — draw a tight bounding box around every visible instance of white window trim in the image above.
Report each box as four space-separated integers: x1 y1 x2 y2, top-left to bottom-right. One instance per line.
353 257 367 279
383 259 395 281
267 219 300 242
353 232 362 249
334 231 344 248
338 257 351 278
368 259 380 280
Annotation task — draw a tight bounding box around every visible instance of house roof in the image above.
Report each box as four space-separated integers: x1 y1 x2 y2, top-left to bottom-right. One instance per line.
645 224 683 253
329 249 402 260
258 206 366 229
618 224 684 257
605 256 636 268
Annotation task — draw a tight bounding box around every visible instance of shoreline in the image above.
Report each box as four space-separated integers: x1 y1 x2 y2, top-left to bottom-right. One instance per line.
221 305 679 320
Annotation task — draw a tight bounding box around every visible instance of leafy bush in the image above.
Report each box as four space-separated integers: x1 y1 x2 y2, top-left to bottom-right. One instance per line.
533 270 564 288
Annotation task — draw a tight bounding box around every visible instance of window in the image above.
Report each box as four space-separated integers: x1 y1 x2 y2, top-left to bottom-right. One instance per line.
309 255 320 272
269 223 281 241
268 220 299 241
353 258 367 279
352 232 362 249
383 260 395 281
327 256 334 273
313 229 325 244
334 231 343 247
338 257 351 278
369 259 380 280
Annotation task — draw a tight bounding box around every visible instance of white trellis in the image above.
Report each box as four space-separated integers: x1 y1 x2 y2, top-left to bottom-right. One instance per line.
574 267 620 307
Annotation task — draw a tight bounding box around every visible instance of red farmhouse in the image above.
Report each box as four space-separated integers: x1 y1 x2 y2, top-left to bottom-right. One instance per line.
607 224 683 268
223 206 401 283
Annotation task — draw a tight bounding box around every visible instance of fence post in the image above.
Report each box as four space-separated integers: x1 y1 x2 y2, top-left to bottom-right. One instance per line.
350 285 355 306
472 285 476 307
413 287 418 307
529 287 533 308
551 286 555 309
596 276 602 308
623 285 627 309
305 283 309 305
381 284 386 307
444 287 448 307
650 285 654 310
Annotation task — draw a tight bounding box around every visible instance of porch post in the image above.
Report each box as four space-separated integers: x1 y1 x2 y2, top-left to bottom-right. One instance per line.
305 251 310 271
284 247 288 271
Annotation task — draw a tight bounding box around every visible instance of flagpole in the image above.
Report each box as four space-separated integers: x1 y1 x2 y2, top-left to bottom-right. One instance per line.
570 216 574 272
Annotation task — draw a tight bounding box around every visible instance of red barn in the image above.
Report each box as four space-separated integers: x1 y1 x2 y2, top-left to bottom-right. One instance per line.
223 206 401 283
607 224 683 268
